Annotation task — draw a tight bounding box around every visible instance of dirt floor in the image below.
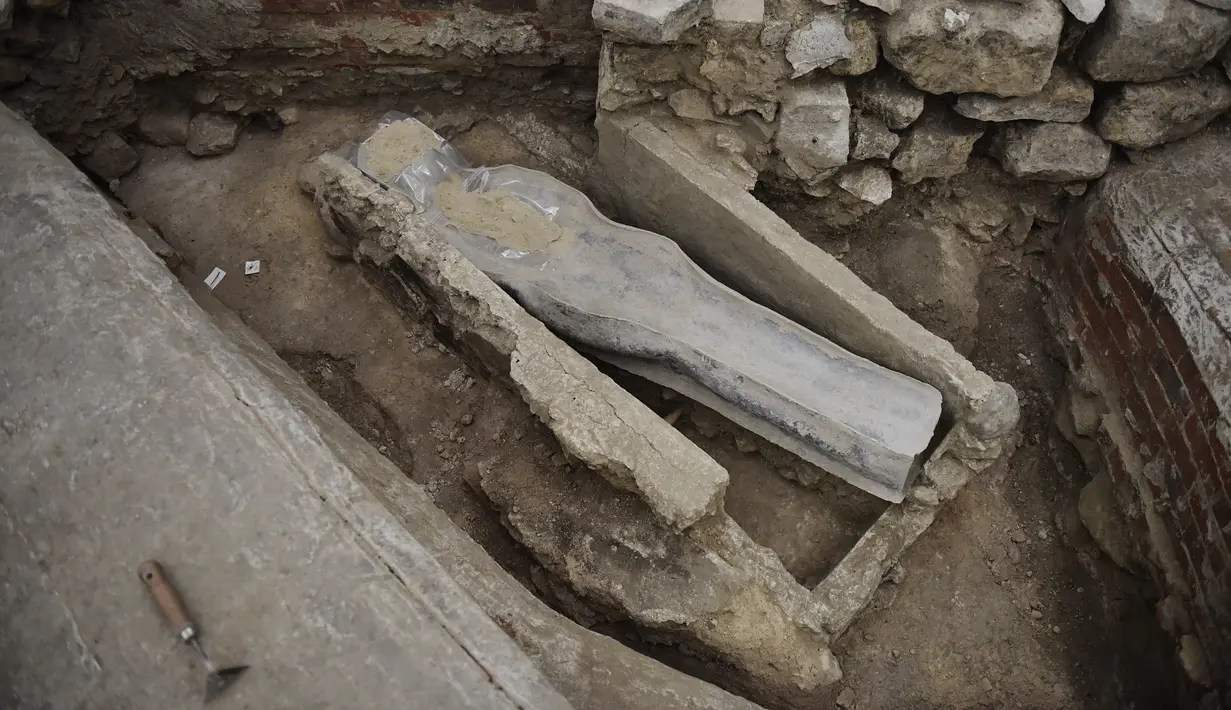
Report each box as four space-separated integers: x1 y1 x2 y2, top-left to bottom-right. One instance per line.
116 96 1180 709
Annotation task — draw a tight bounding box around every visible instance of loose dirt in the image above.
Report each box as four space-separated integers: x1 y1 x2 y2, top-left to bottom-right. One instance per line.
362 119 445 182
436 176 572 252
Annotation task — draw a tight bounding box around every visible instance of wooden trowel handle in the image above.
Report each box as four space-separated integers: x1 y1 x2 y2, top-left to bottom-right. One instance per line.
138 560 197 642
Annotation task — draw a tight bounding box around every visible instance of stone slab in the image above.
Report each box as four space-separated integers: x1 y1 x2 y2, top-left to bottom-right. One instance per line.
594 112 1018 436
0 102 571 710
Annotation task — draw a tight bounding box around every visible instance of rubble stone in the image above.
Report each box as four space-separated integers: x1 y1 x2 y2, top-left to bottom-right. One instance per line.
668 88 720 121
1078 471 1137 570
1095 68 1231 151
760 19 793 48
0 57 31 87
775 80 850 180
186 113 240 157
851 113 900 160
1079 0 1231 82
785 11 853 78
712 0 764 24
891 109 984 184
837 164 893 204
857 0 901 13
276 105 300 126
137 106 191 146
830 15 879 76
1061 0 1104 22
592 0 709 44
991 122 1110 181
882 0 1064 97
856 73 925 130
954 66 1093 123
82 131 138 181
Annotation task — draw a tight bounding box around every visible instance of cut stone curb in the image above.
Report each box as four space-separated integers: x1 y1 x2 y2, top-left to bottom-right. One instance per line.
300 153 729 530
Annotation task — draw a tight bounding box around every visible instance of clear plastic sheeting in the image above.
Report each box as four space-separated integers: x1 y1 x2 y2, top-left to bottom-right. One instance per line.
349 114 944 503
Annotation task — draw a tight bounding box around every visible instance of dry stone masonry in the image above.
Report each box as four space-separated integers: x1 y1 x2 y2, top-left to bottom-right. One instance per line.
593 0 1231 239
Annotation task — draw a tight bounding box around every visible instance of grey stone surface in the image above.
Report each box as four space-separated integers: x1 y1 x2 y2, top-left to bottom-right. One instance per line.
592 0 709 43
891 109 985 184
857 73 925 130
595 112 1015 427
1078 471 1138 571
837 163 893 205
711 0 765 24
829 14 879 77
785 11 854 77
0 0 11 30
954 66 1093 123
759 18 792 48
302 153 729 530
475 457 842 702
81 130 138 180
186 112 240 156
882 0 1064 97
1095 68 1231 150
1079 0 1231 82
193 249 767 710
1061 0 1105 21
857 0 901 14
775 80 850 181
991 122 1111 181
851 113 900 160
138 105 191 146
275 105 300 125
0 103 572 710
669 87 721 121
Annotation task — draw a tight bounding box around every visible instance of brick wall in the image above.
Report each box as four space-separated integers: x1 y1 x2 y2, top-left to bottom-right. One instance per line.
1050 138 1231 689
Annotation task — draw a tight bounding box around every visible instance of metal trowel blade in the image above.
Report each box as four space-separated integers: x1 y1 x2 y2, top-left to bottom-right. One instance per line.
204 665 249 704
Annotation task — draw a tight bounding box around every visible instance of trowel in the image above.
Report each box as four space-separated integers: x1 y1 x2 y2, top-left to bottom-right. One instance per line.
138 560 250 703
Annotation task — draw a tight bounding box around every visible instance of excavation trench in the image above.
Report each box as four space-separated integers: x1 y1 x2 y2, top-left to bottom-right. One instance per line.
113 97 899 707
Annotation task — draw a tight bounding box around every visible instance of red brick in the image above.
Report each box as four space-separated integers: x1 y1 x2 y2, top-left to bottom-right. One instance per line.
1104 259 1149 325
1140 369 1170 418
1177 352 1219 423
1186 413 1218 475
1188 481 1210 534
1148 295 1189 361
1154 357 1192 414
1165 415 1201 490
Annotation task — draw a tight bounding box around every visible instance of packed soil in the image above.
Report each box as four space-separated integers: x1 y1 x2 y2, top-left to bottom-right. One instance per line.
116 92 1178 709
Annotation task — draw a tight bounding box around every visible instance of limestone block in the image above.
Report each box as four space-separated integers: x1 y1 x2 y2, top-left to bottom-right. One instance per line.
856 73 925 130
991 122 1111 181
891 109 984 184
785 11 853 78
836 163 893 204
82 131 137 180
475 458 843 699
1079 0 1231 82
954 66 1093 123
829 14 878 76
1095 68 1231 150
186 113 240 157
882 0 1064 97
711 0 764 24
138 105 191 146
1061 0 1105 21
851 113 899 160
775 80 850 180
592 0 710 44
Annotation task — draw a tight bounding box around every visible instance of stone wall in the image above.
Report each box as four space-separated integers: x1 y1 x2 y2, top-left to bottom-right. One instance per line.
591 0 1231 238
0 0 598 156
1051 131 1231 692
